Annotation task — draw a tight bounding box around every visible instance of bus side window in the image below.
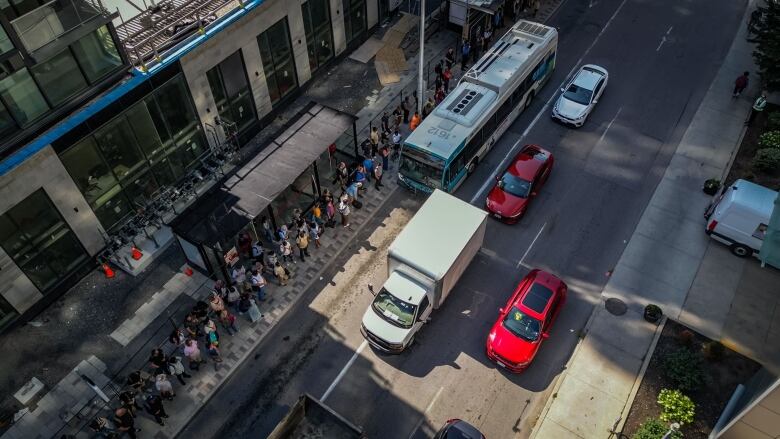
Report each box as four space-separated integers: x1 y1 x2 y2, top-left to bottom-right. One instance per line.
497 98 513 123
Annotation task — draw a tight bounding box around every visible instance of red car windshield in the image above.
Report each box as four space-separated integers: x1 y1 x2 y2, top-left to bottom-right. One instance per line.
502 307 541 342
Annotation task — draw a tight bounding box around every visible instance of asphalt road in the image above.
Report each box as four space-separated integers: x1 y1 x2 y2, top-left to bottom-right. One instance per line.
178 0 745 437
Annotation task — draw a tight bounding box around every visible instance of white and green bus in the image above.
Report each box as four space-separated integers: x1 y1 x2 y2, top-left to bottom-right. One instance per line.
398 20 558 193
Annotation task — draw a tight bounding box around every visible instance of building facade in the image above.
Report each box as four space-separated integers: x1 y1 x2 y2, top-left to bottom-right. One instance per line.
0 0 380 331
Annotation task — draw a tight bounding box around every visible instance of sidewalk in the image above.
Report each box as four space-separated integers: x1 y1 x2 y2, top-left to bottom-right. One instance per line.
530 4 764 439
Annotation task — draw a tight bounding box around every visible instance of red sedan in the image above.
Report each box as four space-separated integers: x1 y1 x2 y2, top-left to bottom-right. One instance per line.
486 269 567 372
485 145 553 223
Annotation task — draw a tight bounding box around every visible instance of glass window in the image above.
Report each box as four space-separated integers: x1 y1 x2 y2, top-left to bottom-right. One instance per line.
123 167 159 207
31 49 87 106
144 95 173 149
0 25 14 54
154 76 199 141
0 67 48 126
92 185 132 229
0 102 18 137
207 51 257 132
0 189 88 292
0 294 18 330
60 137 117 204
342 0 365 43
125 102 164 159
258 19 298 106
10 0 39 15
94 117 146 181
71 26 122 82
302 0 333 72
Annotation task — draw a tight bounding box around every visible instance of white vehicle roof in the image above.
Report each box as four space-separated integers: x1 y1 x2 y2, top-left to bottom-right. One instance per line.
384 271 428 304
724 179 777 218
389 190 487 282
404 20 557 161
572 67 604 90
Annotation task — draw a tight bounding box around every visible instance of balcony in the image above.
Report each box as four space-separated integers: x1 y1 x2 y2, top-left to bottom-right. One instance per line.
10 0 111 53
115 0 239 70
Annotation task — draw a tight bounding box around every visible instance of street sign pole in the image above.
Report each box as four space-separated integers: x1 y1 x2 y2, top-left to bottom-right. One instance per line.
418 0 425 114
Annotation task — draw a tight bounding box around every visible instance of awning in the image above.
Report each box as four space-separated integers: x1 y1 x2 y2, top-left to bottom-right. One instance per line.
170 103 355 249
449 0 503 14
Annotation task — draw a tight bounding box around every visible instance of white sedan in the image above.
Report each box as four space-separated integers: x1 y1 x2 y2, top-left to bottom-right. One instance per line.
551 64 608 127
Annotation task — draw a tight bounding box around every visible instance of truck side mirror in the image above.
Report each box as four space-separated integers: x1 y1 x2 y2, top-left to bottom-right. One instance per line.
368 284 376 296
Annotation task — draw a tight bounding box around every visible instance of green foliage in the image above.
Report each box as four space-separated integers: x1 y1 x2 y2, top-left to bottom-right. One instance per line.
658 389 695 425
752 0 780 91
753 148 780 172
758 131 780 149
703 340 725 361
632 418 682 439
768 112 780 130
663 348 705 391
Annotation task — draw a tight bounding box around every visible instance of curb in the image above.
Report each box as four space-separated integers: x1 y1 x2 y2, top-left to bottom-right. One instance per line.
613 315 667 434
528 297 603 439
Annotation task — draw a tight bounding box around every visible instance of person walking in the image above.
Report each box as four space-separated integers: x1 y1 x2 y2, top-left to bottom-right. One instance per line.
250 269 267 300
733 71 749 97
274 261 289 285
183 338 205 370
144 393 169 426
338 196 351 227
155 374 175 400
461 40 470 71
114 407 140 439
295 230 310 262
280 239 294 264
746 91 767 125
445 47 456 70
166 355 190 385
410 111 421 131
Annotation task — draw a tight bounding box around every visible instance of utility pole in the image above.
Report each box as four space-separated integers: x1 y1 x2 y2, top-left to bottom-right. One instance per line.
417 0 425 114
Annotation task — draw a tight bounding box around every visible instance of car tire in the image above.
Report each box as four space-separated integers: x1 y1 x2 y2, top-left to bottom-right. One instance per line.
467 158 478 174
730 243 752 257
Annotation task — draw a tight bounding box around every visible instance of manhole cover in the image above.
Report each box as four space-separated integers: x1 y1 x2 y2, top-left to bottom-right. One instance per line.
605 298 627 316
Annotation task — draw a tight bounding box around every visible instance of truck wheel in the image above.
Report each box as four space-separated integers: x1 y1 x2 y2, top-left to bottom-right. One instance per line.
730 243 752 257
467 158 478 174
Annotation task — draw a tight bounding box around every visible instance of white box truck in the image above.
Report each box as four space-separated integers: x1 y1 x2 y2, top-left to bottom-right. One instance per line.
360 190 487 353
705 179 777 261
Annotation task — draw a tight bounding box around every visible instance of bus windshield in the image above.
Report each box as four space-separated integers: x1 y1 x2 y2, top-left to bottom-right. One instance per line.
399 148 443 189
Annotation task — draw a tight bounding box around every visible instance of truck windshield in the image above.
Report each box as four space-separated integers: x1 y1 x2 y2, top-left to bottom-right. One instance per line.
372 289 417 328
399 147 443 189
502 307 541 342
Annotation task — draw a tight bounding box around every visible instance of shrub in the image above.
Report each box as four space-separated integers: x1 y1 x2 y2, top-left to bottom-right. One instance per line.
663 348 705 391
676 329 694 347
703 340 725 361
632 417 682 439
658 388 695 425
758 131 780 149
752 148 780 172
768 112 780 130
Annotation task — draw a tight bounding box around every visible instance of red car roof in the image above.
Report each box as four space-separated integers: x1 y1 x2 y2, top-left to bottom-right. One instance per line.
514 270 563 320
508 145 548 181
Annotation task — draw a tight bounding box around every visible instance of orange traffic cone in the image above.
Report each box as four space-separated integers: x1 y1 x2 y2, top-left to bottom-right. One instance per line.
102 263 115 279
183 266 193 276
131 246 143 260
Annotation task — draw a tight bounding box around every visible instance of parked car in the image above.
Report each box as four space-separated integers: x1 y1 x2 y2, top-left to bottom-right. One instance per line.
433 419 485 439
705 179 777 263
485 145 553 223
551 64 608 127
486 269 567 372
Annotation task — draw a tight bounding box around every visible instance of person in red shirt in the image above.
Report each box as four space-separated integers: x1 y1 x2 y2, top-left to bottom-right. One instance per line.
733 71 749 97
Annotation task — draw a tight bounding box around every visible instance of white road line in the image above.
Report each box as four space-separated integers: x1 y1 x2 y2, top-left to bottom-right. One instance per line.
657 26 674 51
321 340 367 402
666 25 674 35
517 222 546 268
470 0 632 205
407 386 445 439
596 107 622 146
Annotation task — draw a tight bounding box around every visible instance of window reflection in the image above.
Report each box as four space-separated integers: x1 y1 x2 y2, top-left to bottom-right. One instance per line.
31 48 87 106
258 18 298 106
0 68 49 127
207 50 257 132
60 137 117 204
95 117 145 181
70 26 122 82
302 0 334 72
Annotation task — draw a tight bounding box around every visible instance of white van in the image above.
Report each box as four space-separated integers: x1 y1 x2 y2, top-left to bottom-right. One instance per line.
704 179 776 259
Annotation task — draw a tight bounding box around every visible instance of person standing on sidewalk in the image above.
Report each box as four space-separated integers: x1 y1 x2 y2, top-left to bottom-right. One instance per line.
443 66 452 93
746 91 767 125
166 355 190 385
119 390 143 418
295 230 310 262
250 269 267 301
274 261 289 285
145 393 169 426
374 159 384 189
733 71 749 97
114 407 140 439
381 112 390 132
309 220 321 248
219 309 240 335
338 196 351 227
472 35 481 62
401 97 410 123
533 0 540 17
461 40 470 71
392 105 402 130
410 111 421 131
392 130 402 159
184 338 205 370
446 48 456 70
369 126 380 156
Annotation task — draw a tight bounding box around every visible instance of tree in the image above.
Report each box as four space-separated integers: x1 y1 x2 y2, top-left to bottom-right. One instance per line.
753 0 780 91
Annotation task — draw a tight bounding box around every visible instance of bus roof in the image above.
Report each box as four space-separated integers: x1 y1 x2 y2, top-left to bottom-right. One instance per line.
404 20 557 162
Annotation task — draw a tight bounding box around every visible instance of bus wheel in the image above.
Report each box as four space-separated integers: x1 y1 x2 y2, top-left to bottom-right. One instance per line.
525 91 535 109
467 159 478 174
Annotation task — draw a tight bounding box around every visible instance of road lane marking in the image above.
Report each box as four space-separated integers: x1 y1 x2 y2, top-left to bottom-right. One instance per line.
657 26 673 51
517 222 547 268
470 0 632 205
321 340 367 402
595 107 622 148
407 386 445 439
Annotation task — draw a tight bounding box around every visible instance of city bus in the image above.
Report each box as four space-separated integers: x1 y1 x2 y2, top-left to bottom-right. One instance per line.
398 20 558 193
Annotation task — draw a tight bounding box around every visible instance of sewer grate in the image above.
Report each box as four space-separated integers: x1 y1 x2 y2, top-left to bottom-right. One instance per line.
605 298 627 316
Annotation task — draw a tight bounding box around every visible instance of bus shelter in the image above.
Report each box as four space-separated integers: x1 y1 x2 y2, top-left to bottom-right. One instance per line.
170 103 357 282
